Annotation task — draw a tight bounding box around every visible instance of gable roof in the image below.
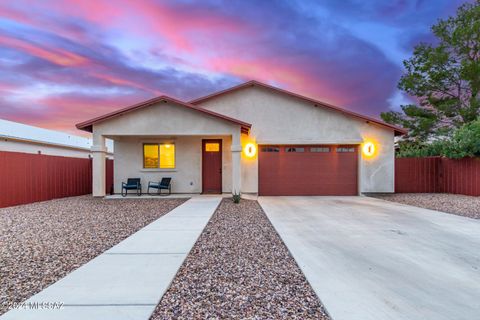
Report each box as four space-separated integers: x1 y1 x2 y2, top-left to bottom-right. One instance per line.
76 95 252 134
190 80 407 136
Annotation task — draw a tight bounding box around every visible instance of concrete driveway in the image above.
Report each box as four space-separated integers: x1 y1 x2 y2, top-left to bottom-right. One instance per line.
259 196 480 320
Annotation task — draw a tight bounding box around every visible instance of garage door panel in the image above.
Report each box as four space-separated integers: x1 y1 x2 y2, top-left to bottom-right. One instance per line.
259 145 358 196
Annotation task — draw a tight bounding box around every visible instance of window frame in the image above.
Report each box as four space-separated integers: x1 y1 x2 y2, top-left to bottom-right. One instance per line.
159 143 176 169
142 143 176 169
143 143 159 169
205 142 220 152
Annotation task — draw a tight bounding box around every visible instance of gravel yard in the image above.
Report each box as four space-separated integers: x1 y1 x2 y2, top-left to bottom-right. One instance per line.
0 196 186 315
151 199 330 320
370 193 480 219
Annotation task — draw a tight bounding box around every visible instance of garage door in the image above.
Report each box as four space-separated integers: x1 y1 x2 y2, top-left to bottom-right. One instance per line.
259 145 358 196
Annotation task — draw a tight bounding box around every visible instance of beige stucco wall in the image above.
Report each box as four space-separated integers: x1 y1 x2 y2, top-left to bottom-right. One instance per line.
197 86 395 193
93 100 241 139
113 136 232 194
92 101 240 194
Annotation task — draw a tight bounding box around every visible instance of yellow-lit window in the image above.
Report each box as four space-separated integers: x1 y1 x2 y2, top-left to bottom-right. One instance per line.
159 144 175 168
205 143 220 152
143 144 159 168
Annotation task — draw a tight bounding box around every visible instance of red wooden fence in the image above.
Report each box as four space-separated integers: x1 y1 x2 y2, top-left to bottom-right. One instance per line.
0 151 114 208
395 157 480 196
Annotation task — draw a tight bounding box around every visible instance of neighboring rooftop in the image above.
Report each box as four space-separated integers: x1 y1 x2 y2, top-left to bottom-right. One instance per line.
0 119 114 152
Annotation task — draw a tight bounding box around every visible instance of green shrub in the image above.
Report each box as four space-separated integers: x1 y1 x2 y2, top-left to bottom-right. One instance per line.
232 191 241 204
396 140 445 158
396 119 480 159
442 120 480 158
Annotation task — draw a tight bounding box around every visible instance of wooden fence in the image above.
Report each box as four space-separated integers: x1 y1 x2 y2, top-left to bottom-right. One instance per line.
0 151 114 208
395 157 480 196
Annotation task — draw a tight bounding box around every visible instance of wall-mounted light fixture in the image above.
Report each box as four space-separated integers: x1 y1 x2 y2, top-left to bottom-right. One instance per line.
244 143 257 158
362 142 376 157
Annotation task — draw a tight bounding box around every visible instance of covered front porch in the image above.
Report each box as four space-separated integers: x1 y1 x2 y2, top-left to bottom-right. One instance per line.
93 134 242 196
78 96 251 197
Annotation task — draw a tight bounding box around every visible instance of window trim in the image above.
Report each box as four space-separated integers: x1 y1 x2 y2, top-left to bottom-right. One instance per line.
205 142 220 152
143 143 159 169
142 143 176 169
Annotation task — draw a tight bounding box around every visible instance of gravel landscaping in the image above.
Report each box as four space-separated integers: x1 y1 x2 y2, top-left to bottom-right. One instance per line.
0 196 186 315
370 193 480 219
151 198 330 319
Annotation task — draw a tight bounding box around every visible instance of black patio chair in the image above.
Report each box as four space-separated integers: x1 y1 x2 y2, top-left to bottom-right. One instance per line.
148 177 172 196
121 178 142 197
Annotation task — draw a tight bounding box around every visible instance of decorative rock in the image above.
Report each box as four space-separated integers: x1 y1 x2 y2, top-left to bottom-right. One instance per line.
370 193 480 219
0 195 186 315
151 199 330 319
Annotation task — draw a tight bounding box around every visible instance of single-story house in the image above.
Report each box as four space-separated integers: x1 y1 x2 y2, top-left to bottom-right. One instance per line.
76 80 406 197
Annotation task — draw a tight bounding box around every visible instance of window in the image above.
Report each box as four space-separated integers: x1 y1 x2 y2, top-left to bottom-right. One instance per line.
205 143 220 152
311 147 330 153
285 147 305 152
143 143 175 169
143 144 159 168
261 147 279 152
160 144 175 168
337 147 355 153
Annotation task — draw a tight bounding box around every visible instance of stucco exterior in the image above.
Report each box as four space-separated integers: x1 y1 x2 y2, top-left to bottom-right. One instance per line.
113 136 232 194
81 81 401 196
196 85 395 193
91 100 241 196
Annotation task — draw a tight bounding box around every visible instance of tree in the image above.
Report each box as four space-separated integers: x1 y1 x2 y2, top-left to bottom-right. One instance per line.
442 119 480 158
395 120 480 158
381 1 480 142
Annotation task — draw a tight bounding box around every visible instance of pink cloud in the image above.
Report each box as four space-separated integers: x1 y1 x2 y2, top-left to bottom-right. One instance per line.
126 1 253 52
90 72 162 95
4 93 144 135
32 0 255 54
0 82 19 92
206 56 352 106
0 35 88 66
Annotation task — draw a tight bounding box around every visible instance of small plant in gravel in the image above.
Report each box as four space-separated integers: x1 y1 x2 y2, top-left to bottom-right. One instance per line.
232 191 241 203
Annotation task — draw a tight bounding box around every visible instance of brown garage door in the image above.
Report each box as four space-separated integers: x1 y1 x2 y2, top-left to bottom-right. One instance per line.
259 145 358 196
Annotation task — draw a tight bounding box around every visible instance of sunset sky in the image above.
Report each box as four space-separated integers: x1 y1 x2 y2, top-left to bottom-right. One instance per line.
0 0 467 135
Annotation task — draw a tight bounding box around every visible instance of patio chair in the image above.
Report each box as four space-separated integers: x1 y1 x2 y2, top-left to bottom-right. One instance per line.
121 178 142 197
148 177 172 196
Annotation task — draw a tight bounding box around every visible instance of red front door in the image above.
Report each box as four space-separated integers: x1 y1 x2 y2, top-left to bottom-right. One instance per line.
202 139 222 194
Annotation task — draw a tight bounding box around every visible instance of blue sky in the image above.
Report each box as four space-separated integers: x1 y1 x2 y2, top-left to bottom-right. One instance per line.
0 0 467 133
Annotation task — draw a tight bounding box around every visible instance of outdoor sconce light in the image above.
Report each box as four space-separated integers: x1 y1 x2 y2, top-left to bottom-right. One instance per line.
363 142 375 157
244 143 257 158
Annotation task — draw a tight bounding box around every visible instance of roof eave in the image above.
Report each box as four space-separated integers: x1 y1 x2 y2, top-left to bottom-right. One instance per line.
75 95 252 134
190 80 408 136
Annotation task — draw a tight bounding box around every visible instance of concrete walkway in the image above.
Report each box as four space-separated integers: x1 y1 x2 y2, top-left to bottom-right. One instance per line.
259 196 480 320
2 196 221 320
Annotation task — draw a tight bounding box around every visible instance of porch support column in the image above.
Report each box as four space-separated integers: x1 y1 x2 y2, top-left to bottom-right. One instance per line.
91 134 107 197
231 132 242 194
